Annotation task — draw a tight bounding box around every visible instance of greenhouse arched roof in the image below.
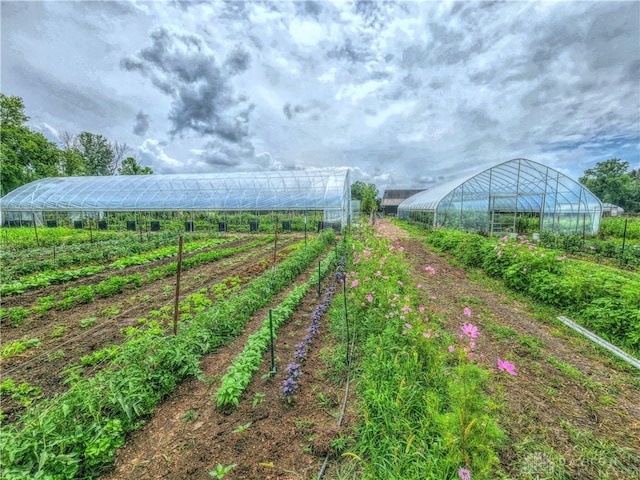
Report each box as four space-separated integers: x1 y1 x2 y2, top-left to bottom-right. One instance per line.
0 169 351 213
398 158 602 235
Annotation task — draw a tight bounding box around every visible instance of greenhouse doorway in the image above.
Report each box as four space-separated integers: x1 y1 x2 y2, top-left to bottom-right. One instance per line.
489 194 541 235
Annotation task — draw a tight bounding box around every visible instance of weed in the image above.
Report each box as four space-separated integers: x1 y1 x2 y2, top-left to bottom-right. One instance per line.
252 392 265 407
209 463 235 478
232 422 252 433
182 409 197 422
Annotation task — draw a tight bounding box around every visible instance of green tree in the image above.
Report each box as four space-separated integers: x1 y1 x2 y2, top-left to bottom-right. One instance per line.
351 180 381 214
117 156 153 175
1 94 61 195
579 158 634 210
62 132 129 176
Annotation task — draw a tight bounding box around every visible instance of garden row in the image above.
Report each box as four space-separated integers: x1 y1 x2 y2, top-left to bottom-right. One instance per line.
0 236 305 421
413 225 640 357
0 230 219 281
0 229 336 479
321 223 513 478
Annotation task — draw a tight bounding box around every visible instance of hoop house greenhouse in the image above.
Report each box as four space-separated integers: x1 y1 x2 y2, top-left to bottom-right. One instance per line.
0 168 351 232
398 158 602 235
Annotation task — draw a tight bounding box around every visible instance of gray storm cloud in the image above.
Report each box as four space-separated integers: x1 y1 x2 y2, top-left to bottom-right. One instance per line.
133 111 150 136
121 27 253 152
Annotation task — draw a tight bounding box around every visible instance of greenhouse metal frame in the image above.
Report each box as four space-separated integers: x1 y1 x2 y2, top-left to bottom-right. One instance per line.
397 158 602 235
0 168 352 231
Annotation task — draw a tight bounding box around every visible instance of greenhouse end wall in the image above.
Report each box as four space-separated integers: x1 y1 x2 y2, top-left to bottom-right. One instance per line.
398 159 603 236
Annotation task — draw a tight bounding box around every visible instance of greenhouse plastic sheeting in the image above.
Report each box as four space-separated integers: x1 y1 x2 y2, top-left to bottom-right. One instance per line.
0 169 350 212
398 158 602 235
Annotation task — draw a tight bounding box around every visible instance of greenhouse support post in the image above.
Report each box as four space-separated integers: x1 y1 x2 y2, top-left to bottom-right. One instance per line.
88 217 93 243
172 235 184 335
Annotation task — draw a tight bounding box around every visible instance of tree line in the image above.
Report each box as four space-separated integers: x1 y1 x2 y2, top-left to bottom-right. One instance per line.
0 94 152 196
1 93 638 213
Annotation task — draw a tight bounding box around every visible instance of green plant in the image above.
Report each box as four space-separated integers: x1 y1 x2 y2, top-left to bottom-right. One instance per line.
7 306 30 325
209 463 235 478
102 306 120 317
1 338 41 359
50 325 67 338
182 409 197 422
232 422 252 433
252 392 265 407
79 316 97 328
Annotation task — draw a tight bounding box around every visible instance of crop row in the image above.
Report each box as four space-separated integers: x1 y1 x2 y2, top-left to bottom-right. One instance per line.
216 249 341 408
0 229 335 479
328 224 508 478
1 236 278 326
0 230 220 282
422 227 640 356
0 236 265 298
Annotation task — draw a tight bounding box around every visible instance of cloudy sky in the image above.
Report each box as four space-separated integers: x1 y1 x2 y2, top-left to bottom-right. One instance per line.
2 0 639 191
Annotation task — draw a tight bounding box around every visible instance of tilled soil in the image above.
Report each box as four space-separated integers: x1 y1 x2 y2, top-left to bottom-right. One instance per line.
0 235 303 421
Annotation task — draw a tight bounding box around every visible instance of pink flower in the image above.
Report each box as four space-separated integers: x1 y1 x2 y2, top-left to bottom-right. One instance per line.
418 306 425 313
424 265 436 275
397 280 403 286
375 270 381 276
448 345 455 353
458 467 471 480
461 323 479 339
405 323 413 329
351 279 359 288
365 294 373 303
402 330 407 335
463 307 472 317
498 358 518 376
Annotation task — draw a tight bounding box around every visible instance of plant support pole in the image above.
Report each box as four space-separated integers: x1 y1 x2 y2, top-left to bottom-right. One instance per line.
172 235 184 335
343 276 349 358
318 260 321 296
269 309 276 373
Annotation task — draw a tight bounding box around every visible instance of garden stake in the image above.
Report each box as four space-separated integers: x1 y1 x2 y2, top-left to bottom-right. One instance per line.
172 235 184 335
88 217 93 243
304 215 307 247
269 309 276 373
318 260 321 296
343 275 349 362
621 217 628 258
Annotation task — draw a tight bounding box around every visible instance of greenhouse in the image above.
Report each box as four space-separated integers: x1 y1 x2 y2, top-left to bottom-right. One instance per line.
397 158 603 235
0 168 352 232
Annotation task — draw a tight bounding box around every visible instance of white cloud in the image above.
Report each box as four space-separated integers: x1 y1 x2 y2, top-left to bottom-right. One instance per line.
1 0 637 194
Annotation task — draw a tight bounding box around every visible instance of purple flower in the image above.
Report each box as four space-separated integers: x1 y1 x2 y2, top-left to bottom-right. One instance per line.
458 467 471 480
